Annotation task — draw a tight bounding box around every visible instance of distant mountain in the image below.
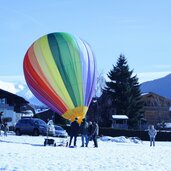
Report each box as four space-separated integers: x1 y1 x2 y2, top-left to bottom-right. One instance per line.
0 80 44 106
1 73 171 105
140 73 171 99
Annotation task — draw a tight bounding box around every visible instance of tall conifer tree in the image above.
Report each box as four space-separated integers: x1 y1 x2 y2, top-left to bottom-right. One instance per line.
104 54 143 128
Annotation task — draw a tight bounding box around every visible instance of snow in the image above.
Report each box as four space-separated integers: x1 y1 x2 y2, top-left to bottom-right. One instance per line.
0 80 44 106
0 81 18 94
0 132 171 171
112 115 129 119
165 123 171 128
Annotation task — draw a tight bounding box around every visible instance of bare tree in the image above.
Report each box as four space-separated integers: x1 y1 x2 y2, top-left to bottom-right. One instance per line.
95 70 106 97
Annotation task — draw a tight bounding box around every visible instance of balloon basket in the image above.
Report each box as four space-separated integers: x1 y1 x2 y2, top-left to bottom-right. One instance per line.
44 138 56 147
44 127 56 147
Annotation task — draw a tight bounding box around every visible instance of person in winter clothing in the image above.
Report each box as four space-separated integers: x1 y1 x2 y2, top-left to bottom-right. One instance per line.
0 125 1 136
91 121 99 147
80 118 89 147
87 121 99 147
69 117 80 147
148 125 157 147
0 112 3 136
86 121 92 147
3 122 8 136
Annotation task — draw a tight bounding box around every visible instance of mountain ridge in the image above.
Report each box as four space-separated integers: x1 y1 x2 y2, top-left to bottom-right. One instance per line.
140 73 171 99
1 73 171 106
0 80 44 106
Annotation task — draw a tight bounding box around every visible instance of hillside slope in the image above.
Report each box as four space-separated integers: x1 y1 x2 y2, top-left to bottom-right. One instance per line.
140 73 171 99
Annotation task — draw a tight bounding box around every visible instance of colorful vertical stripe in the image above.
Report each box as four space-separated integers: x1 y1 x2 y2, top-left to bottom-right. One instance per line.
23 32 96 123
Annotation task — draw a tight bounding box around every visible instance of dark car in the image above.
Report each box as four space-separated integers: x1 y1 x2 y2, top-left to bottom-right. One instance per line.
54 125 68 138
15 118 47 136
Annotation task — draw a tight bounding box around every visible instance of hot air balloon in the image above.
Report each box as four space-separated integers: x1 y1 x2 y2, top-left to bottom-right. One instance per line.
23 32 96 123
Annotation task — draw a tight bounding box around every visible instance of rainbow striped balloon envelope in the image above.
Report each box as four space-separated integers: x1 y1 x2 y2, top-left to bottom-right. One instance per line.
23 32 96 123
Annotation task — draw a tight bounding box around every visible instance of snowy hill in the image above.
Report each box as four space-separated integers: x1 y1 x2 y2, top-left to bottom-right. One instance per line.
140 73 171 99
0 80 44 106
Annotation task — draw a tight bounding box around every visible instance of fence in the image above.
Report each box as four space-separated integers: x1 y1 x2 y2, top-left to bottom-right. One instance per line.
99 127 171 141
62 125 171 141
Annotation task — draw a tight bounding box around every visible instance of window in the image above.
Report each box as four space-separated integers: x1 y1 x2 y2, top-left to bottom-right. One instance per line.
38 120 46 126
0 98 6 104
20 120 28 124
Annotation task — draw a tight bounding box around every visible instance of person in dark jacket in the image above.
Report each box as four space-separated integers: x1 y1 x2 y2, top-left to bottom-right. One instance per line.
3 122 8 136
87 121 99 147
69 117 80 147
80 118 89 147
0 112 3 136
91 121 99 147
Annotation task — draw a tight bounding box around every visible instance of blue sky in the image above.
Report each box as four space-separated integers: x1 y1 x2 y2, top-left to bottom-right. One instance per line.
0 0 171 83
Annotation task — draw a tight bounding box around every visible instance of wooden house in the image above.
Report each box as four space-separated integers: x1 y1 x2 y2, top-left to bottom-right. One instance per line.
0 89 30 127
141 92 171 125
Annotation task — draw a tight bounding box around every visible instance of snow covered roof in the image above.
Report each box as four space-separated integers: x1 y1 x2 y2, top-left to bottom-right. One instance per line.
165 123 171 128
141 92 150 96
0 89 28 104
112 115 129 120
35 108 49 114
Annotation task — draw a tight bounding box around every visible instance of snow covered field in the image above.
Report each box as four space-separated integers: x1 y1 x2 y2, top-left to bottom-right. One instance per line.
0 133 171 171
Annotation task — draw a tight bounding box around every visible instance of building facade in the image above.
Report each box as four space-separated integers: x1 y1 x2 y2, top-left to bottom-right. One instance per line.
0 89 29 127
141 92 171 126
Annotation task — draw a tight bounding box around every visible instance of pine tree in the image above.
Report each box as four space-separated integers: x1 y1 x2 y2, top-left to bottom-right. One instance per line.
104 54 143 129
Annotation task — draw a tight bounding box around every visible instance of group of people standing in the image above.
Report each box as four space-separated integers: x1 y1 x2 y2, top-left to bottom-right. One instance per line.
68 117 158 148
69 117 99 148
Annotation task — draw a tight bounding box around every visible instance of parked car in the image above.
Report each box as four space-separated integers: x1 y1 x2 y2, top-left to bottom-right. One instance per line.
15 118 47 136
54 125 68 138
